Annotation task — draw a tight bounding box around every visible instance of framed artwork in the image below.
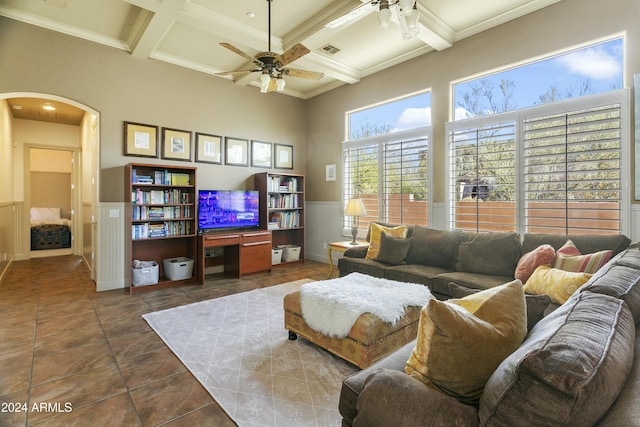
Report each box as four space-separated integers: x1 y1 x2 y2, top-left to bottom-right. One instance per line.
195 132 223 164
225 137 249 166
326 164 337 181
162 127 192 161
251 140 273 168
123 121 159 158
274 143 293 169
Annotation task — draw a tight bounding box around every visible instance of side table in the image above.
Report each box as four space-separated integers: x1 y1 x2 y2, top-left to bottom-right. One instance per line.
327 240 368 278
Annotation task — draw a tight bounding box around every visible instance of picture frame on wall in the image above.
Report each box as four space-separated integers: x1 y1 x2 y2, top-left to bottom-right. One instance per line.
274 143 293 169
123 121 159 158
195 132 223 164
326 164 337 181
161 127 192 161
225 137 249 167
251 140 272 168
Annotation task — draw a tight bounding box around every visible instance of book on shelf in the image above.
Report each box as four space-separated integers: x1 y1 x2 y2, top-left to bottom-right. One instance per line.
267 175 300 193
132 168 191 186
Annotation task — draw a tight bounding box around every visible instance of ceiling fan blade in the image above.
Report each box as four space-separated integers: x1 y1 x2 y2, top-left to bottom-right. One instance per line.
219 42 254 62
283 68 324 80
277 43 310 66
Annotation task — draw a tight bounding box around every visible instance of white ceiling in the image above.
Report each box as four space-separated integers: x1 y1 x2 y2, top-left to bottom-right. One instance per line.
0 0 561 100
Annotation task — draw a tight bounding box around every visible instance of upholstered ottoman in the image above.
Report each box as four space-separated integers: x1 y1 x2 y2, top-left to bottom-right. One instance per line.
284 291 422 369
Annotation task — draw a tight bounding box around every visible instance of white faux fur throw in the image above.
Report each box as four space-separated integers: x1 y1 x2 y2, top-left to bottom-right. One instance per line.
299 272 432 338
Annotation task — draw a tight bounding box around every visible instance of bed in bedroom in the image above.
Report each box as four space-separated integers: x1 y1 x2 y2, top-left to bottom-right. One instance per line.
30 207 72 250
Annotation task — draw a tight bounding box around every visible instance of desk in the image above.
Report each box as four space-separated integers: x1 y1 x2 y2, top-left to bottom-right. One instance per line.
327 240 368 278
198 230 272 283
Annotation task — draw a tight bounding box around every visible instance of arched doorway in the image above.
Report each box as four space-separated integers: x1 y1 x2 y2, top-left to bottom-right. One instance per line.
1 92 100 282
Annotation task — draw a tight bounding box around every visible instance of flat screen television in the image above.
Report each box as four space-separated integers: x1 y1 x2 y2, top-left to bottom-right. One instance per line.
198 190 260 231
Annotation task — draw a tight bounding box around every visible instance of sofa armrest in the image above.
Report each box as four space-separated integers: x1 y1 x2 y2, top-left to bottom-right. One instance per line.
353 368 478 427
344 245 369 258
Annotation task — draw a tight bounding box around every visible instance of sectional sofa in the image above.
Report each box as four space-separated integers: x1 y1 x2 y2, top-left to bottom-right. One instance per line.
337 225 639 426
337 224 630 299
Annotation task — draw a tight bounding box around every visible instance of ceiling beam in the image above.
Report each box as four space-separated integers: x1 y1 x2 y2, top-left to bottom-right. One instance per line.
127 0 189 59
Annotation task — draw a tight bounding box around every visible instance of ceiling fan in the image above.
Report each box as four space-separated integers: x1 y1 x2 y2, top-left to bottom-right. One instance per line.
216 0 324 93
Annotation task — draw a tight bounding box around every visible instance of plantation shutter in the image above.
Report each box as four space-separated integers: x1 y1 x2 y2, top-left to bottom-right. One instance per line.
523 103 622 234
448 121 516 232
343 127 430 234
382 136 429 225
343 142 379 234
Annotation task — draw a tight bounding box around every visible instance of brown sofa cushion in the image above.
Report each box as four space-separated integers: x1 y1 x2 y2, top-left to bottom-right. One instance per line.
405 226 466 270
353 369 478 427
455 232 521 277
479 292 635 426
578 249 640 324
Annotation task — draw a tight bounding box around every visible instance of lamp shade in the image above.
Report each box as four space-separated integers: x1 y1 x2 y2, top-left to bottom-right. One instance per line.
378 1 391 28
399 0 415 12
345 198 368 216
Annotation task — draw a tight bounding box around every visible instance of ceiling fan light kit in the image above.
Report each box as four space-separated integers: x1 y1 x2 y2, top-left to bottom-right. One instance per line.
216 0 323 93
374 0 419 39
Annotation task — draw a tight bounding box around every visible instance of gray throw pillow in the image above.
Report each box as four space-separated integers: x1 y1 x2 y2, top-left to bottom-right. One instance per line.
375 231 412 265
448 282 551 332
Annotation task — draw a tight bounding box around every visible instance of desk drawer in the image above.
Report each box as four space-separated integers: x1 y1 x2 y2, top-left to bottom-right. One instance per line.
241 230 272 244
240 241 272 275
203 234 241 247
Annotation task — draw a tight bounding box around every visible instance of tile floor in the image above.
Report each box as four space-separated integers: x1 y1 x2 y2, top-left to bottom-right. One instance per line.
0 255 331 426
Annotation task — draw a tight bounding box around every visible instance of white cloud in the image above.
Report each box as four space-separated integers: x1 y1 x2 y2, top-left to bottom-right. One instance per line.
394 107 431 130
557 48 621 80
454 107 473 121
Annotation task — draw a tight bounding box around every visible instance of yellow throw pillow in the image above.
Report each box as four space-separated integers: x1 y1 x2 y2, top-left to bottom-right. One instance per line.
523 265 592 304
405 280 527 406
365 223 408 260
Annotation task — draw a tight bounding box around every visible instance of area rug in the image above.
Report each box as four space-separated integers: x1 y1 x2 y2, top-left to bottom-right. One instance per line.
142 279 358 427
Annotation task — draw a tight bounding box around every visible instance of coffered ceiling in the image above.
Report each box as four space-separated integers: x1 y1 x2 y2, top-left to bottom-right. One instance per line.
0 0 561 100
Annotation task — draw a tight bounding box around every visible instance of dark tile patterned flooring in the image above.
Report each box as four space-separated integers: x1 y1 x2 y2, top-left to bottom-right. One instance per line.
0 255 331 426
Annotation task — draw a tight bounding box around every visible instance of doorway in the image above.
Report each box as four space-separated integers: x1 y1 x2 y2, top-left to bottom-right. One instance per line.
2 92 100 282
29 148 74 258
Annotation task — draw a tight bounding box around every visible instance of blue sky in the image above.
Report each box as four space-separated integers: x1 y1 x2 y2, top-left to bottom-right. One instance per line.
349 38 623 136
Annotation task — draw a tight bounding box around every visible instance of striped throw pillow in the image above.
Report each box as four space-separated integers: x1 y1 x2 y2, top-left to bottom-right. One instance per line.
552 240 612 274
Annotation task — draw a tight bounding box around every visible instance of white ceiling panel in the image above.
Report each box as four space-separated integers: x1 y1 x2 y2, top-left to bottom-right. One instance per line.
0 0 562 99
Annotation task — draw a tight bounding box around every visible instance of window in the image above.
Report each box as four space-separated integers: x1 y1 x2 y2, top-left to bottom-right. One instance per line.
344 92 432 236
453 38 623 119
344 128 431 235
447 90 628 235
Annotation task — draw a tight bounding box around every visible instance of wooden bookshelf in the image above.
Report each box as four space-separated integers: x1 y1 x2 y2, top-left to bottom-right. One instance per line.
254 172 304 264
125 163 198 293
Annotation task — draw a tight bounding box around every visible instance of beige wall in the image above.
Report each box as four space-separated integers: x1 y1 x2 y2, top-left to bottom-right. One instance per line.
305 0 640 203
0 100 14 274
0 16 307 203
0 100 13 203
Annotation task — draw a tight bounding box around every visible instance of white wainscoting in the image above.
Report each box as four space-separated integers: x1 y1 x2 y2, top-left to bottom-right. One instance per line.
96 202 126 291
305 201 448 265
305 201 345 264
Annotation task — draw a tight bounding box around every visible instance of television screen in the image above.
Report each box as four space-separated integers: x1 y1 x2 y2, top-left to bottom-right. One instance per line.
198 190 260 231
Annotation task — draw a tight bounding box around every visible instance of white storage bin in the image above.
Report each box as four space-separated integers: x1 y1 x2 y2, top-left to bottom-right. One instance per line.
132 261 159 286
278 245 301 262
272 248 283 265
163 257 194 281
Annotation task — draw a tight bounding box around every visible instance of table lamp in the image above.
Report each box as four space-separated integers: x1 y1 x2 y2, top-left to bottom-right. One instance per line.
345 198 368 245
